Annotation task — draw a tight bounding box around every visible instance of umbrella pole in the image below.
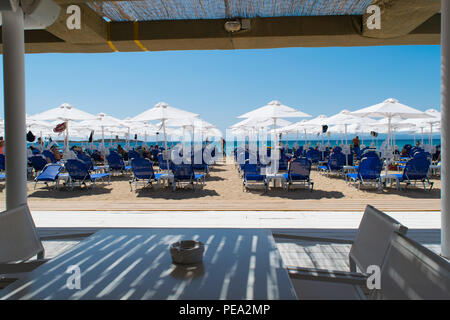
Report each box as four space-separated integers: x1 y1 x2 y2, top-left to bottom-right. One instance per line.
430 123 433 146
127 127 130 150
273 118 278 174
421 127 424 145
163 119 169 173
101 126 105 156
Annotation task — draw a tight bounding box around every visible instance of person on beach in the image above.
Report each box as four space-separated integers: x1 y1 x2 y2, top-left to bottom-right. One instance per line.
50 145 62 161
0 137 4 155
36 137 44 152
221 138 226 157
352 136 360 148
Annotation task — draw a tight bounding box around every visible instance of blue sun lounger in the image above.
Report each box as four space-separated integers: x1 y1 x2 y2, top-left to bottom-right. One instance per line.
34 163 63 190
282 158 313 191
29 155 48 176
242 163 267 192
172 164 205 191
106 153 130 174
318 152 345 176
65 159 110 190
129 157 165 191
346 156 383 190
391 157 433 191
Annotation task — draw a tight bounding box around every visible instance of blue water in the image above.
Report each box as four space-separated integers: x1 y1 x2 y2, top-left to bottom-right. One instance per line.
229 138 441 149
28 138 441 155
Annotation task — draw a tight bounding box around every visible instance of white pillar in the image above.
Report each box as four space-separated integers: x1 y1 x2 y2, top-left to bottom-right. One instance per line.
441 0 450 258
2 8 27 210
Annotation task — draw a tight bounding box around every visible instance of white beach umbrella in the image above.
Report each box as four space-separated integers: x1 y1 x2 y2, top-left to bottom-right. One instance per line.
351 98 432 174
301 115 329 150
350 98 432 147
324 110 376 145
29 103 97 150
131 102 199 170
232 117 292 130
238 100 311 173
77 113 126 152
276 119 318 144
163 117 214 145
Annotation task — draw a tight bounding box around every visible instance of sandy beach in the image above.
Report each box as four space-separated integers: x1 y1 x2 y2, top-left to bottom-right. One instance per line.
0 159 440 212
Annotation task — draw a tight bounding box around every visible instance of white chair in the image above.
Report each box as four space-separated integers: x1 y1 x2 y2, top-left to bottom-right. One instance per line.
275 205 408 299
372 232 450 300
0 204 46 287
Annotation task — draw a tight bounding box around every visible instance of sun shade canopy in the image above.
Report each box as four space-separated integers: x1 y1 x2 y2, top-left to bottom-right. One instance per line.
89 0 373 21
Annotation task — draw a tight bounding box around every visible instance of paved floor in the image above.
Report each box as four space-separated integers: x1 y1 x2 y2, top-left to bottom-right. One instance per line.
33 210 443 269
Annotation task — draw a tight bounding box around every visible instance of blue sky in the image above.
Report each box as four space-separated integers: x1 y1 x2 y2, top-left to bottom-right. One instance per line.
0 45 441 134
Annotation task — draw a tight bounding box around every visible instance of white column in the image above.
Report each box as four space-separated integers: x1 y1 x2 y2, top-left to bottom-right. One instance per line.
2 8 27 210
441 0 450 258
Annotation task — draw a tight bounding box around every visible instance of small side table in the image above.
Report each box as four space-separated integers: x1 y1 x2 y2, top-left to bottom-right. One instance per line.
381 174 400 190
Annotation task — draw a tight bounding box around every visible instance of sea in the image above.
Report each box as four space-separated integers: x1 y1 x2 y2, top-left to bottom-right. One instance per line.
28 138 441 155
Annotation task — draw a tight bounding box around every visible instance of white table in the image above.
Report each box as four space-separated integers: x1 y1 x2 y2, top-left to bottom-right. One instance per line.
381 174 400 190
266 173 286 189
0 228 297 300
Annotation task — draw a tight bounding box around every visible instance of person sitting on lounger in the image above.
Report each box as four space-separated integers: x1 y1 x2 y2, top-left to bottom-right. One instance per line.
50 145 62 161
0 137 4 155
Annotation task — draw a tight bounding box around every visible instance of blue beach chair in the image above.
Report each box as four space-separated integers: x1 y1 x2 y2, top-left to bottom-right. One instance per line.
129 157 165 191
42 150 57 163
318 152 345 176
306 149 321 164
0 154 5 171
282 158 313 191
172 164 205 191
242 163 267 192
346 156 383 189
107 153 127 174
34 163 63 190
65 159 110 190
128 149 141 160
392 157 433 191
29 155 48 176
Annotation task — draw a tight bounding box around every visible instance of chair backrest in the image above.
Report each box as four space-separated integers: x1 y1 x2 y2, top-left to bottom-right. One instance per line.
360 150 379 159
306 149 321 163
294 147 303 158
131 157 154 180
36 164 62 180
42 150 56 163
288 158 311 180
29 155 48 172
157 153 172 170
173 164 194 181
358 156 383 180
243 163 262 176
278 156 289 171
403 157 431 180
106 153 124 170
65 159 90 181
349 205 408 273
76 153 94 170
128 150 141 160
0 154 5 171
413 151 431 162
374 233 450 300
0 204 44 263
328 152 346 170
